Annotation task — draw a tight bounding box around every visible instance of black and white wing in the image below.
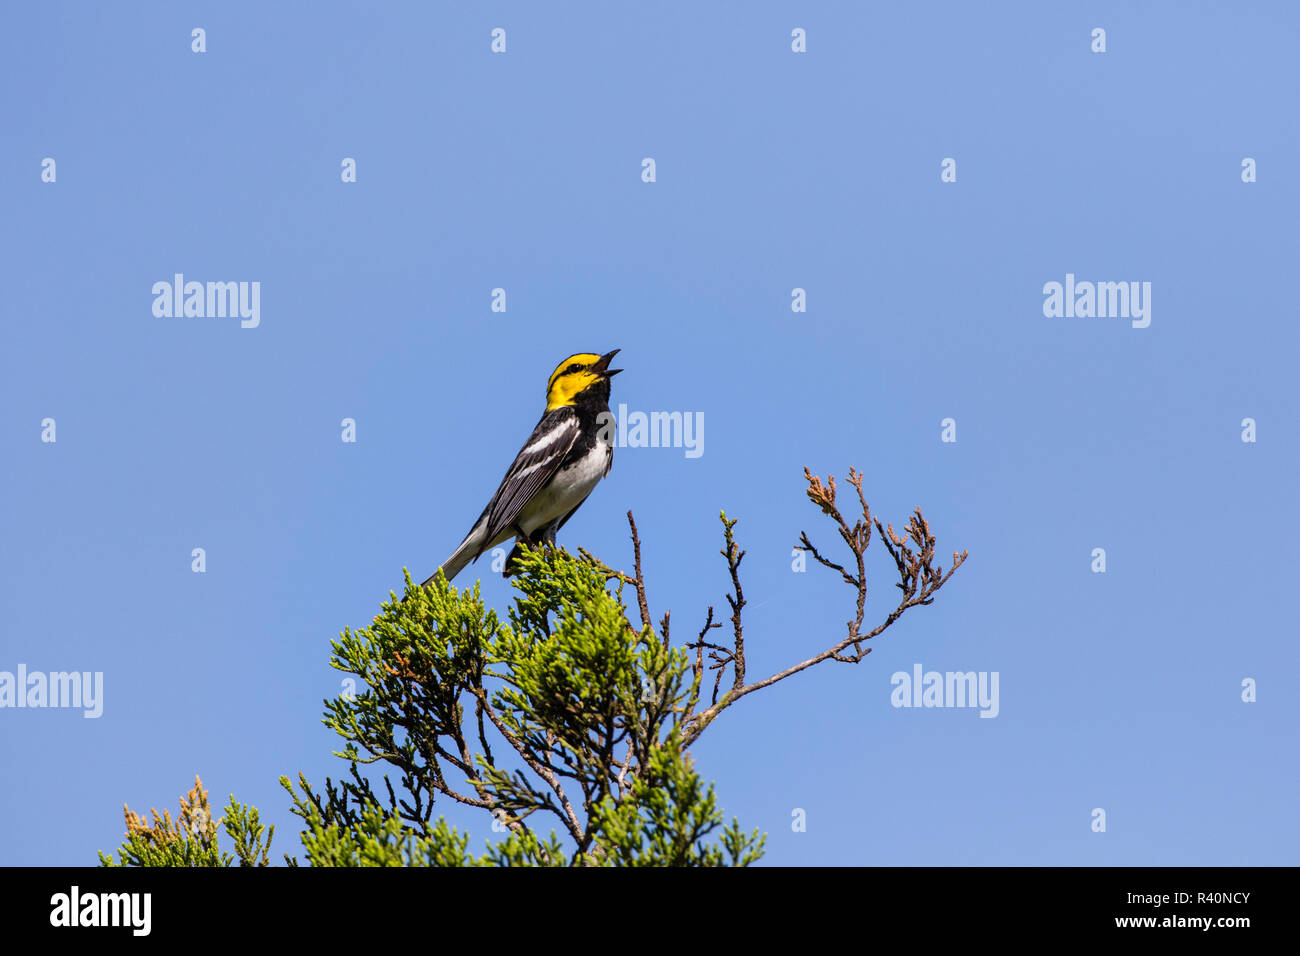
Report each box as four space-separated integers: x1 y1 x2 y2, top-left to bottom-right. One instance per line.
479 406 581 549
424 407 580 585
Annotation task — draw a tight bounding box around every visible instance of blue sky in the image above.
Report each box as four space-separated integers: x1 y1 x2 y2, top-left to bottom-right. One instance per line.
2 2 1296 866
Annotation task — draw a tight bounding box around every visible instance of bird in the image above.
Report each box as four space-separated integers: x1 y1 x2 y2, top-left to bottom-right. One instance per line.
417 349 622 589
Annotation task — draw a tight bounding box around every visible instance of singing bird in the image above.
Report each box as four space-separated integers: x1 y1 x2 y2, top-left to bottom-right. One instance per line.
419 350 622 588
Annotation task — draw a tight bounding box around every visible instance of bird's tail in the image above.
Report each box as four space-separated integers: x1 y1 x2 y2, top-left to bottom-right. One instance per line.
409 516 489 599
421 538 477 589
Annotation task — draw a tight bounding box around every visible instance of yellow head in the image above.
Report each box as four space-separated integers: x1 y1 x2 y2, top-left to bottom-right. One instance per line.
545 350 622 411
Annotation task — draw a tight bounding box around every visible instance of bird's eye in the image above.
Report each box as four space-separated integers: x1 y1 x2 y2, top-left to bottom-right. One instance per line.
566 364 581 375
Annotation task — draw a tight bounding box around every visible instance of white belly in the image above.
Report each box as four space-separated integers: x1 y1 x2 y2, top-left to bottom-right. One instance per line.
516 439 611 535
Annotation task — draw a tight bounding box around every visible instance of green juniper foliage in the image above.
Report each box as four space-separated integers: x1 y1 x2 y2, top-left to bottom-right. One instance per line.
100 471 965 866
98 776 275 867
287 543 763 866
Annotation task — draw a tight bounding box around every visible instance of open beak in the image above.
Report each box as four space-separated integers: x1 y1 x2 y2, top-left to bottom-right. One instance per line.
590 349 622 378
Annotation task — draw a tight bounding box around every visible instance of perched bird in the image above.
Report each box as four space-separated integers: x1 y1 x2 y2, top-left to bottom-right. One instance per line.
419 350 622 588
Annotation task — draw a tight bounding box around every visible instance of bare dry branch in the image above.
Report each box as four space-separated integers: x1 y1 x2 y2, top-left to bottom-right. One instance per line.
719 513 747 691
627 511 652 632
680 466 966 749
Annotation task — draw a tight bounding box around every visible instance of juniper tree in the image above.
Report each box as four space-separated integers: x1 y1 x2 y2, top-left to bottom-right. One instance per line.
100 467 965 867
98 775 274 868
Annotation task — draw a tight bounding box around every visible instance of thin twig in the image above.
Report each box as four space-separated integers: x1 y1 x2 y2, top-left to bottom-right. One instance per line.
720 514 747 690
681 466 966 748
627 511 652 633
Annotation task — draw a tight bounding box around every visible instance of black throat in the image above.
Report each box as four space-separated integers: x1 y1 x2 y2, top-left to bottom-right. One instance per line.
572 379 611 420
